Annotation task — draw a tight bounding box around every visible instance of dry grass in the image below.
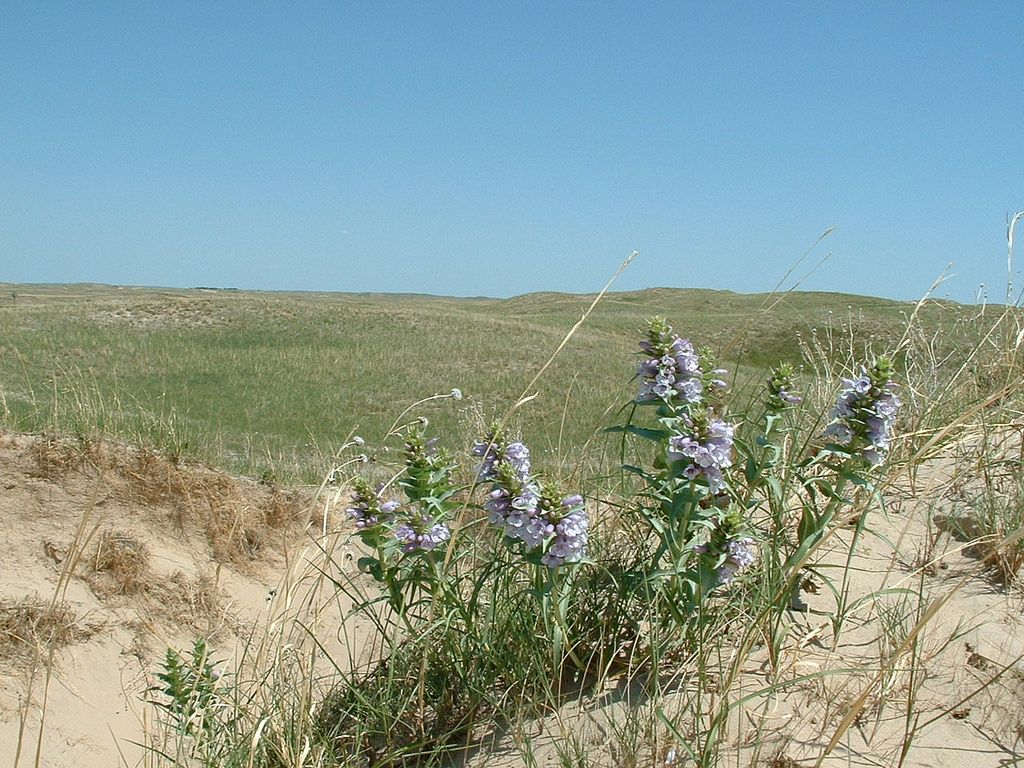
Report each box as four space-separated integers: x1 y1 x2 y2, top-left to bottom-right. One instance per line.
27 435 311 568
935 429 1024 587
26 433 103 480
78 529 241 638
81 537 240 639
86 530 152 596
147 571 241 638
0 596 96 669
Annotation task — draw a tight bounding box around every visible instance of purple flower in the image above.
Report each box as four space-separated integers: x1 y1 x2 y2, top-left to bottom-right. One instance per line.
675 378 704 404
716 537 757 585
485 480 544 545
766 364 802 411
636 319 706 406
823 359 901 465
541 495 589 568
875 394 898 417
473 434 531 483
475 433 588 567
823 422 853 445
471 438 499 481
667 413 735 493
346 481 399 530
779 389 802 405
394 515 451 552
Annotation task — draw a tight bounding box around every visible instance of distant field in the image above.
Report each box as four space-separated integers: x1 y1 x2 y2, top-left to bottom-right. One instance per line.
0 282 968 482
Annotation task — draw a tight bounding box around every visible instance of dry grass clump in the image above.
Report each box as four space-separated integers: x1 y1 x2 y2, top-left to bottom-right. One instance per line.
0 595 96 669
87 530 152 596
77 529 239 637
195 482 308 564
81 561 238 641
939 430 1024 586
26 433 103 480
148 571 240 638
26 435 310 568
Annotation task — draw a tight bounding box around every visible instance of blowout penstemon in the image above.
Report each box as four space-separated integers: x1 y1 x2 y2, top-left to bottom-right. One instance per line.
718 537 758 585
623 318 758 599
541 493 588 568
330 313 909 701
342 424 459 620
346 430 454 557
394 515 451 553
472 428 589 568
393 427 454 550
822 357 901 465
766 362 802 412
636 318 736 497
770 357 902 617
636 316 727 406
666 411 735 494
345 477 400 543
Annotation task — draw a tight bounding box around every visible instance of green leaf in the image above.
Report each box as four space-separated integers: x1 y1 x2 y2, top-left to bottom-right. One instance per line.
605 424 670 441
357 557 384 581
838 465 873 488
797 506 819 545
621 464 652 479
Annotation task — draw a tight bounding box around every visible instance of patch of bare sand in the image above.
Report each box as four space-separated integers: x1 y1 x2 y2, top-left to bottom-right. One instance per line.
0 432 349 768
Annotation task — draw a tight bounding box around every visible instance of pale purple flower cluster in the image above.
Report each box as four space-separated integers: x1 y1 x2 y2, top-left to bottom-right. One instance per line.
540 494 589 568
346 483 399 530
475 433 588 568
824 364 901 465
637 335 704 404
716 537 757 585
475 434 547 546
667 414 735 493
472 437 531 483
394 514 451 553
485 482 548 548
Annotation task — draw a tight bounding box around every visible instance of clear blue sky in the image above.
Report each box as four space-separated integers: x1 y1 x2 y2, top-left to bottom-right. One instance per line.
2 2 1021 303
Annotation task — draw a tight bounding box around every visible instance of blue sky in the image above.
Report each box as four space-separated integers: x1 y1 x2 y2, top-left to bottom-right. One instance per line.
2 2 1021 303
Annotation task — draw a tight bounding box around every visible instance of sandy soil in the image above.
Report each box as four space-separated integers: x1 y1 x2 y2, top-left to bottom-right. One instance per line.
0 432 333 768
1 431 1021 768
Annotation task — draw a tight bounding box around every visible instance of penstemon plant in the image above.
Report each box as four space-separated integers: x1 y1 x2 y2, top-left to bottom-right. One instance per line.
345 423 457 621
472 426 589 569
782 357 902 581
471 425 590 665
607 318 755 631
340 320 903 651
340 410 593 685
608 319 902 648
322 317 903 764
783 357 902 635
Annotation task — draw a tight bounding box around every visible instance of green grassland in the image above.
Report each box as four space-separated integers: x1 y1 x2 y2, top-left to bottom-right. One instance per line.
5 279 1024 768
0 282 966 482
